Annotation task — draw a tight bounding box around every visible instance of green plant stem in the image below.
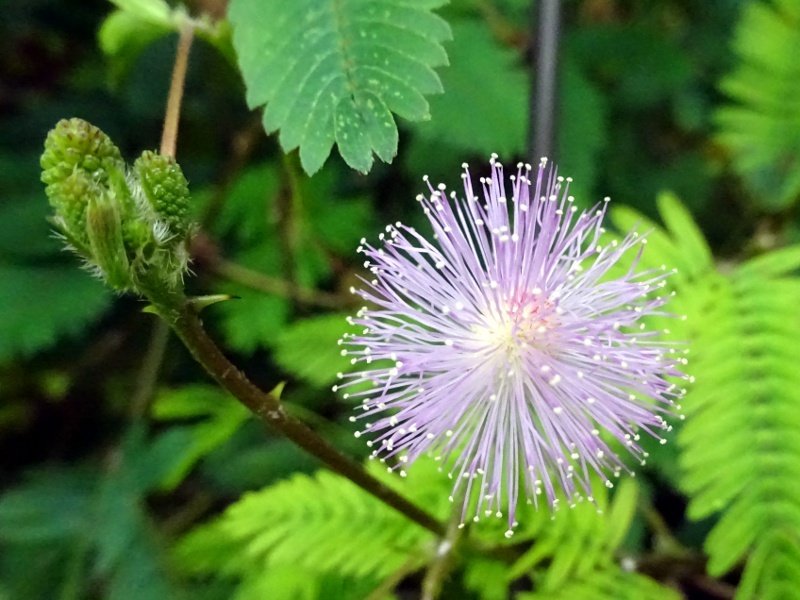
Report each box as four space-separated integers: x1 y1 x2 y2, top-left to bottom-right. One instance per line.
160 23 194 159
640 495 689 556
130 319 171 419
365 557 420 600
421 492 466 600
214 257 346 308
159 296 447 537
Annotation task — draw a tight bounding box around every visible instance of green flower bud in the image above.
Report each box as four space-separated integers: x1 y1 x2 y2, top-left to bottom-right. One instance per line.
41 119 194 298
134 150 191 237
41 118 123 189
85 191 132 291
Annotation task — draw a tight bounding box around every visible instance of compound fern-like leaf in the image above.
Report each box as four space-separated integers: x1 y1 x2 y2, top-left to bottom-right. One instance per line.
679 246 800 599
175 458 451 588
228 0 451 174
618 194 800 599
507 478 678 600
715 0 800 210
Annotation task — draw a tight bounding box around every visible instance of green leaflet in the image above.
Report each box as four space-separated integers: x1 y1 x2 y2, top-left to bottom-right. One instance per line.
0 429 182 600
506 478 636 582
271 313 356 388
410 20 528 158
517 566 680 600
715 0 800 210
0 263 111 362
228 0 452 174
150 385 251 490
505 478 676 600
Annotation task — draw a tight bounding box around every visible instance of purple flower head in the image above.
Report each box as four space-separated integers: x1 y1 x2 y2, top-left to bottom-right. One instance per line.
337 156 688 536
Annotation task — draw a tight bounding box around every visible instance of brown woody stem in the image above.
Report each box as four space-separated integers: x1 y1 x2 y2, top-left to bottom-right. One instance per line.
159 297 447 537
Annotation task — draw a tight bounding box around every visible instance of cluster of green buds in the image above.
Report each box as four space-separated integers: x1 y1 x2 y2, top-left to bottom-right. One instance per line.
40 118 193 296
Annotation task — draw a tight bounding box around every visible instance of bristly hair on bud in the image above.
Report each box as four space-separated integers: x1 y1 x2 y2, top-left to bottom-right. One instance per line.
337 156 690 537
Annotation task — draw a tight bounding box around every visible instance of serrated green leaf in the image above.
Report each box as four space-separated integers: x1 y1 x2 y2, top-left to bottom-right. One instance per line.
229 0 451 174
0 263 112 363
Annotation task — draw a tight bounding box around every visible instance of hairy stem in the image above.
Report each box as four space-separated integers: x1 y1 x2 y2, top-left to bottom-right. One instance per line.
159 297 447 537
160 23 195 159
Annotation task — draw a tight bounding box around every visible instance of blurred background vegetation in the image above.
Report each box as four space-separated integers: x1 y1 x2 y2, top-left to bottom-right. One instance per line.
2 0 800 598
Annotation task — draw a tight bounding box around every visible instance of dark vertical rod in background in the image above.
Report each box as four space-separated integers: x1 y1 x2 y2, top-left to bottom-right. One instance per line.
530 0 562 164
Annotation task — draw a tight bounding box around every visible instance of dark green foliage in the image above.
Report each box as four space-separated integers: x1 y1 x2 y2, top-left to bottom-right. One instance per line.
411 20 528 158
556 59 608 207
150 385 251 490
0 264 111 361
0 428 181 600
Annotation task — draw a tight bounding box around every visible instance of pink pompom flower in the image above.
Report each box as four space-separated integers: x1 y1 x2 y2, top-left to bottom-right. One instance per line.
337 156 688 536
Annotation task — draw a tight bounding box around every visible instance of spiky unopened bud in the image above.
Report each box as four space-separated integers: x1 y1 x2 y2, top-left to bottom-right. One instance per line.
134 150 191 237
40 118 195 297
41 118 123 189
